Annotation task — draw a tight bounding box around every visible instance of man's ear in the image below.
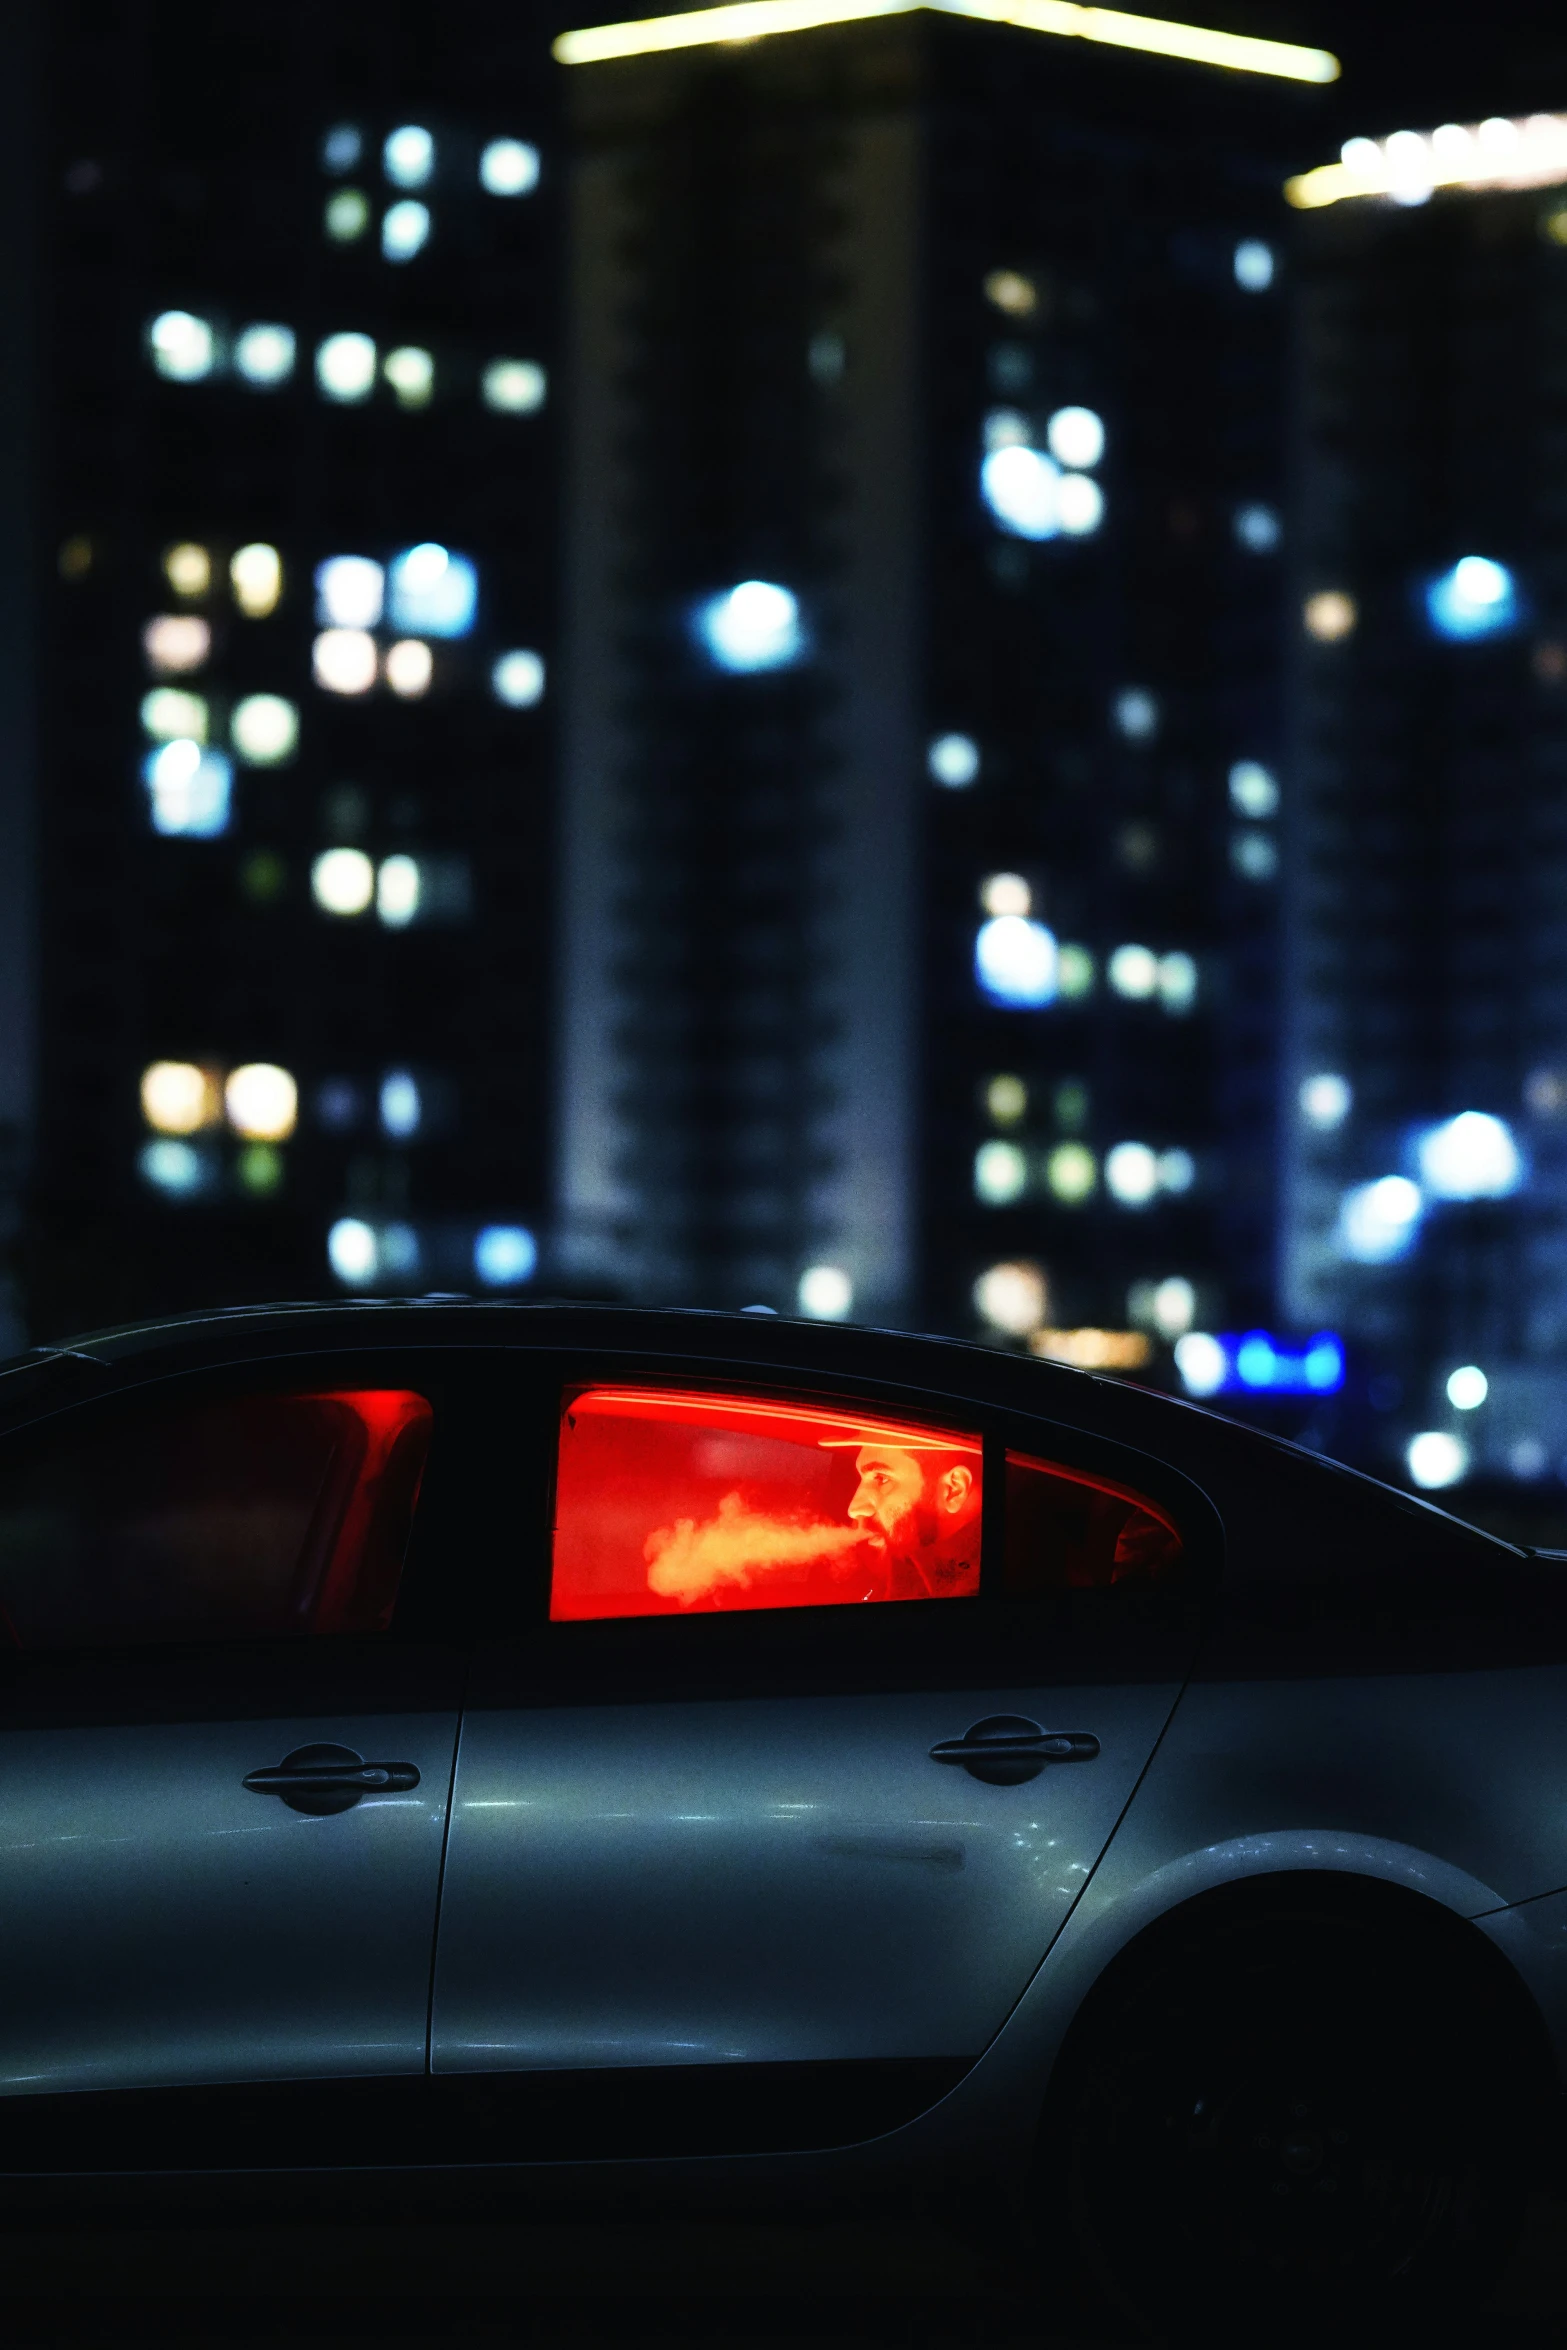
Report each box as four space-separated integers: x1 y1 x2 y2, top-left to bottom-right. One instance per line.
939 1464 974 1514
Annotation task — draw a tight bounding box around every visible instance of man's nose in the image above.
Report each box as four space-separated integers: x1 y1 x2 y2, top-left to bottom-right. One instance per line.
848 1494 873 1521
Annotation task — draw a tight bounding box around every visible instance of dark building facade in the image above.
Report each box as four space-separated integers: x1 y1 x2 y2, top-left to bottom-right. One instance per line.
1282 115 1567 1495
556 8 1322 1362
28 0 559 1338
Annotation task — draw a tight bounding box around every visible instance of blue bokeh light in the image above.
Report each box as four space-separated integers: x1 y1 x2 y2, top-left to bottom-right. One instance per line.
1425 556 1519 642
474 1224 537 1287
694 581 804 674
387 544 478 638
975 915 1058 1007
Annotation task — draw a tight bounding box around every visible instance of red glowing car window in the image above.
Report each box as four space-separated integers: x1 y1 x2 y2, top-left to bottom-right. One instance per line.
551 1387 984 1619
1003 1450 1183 1597
0 1389 432 1649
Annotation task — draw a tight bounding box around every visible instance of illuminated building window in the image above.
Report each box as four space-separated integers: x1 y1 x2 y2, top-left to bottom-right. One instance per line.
142 616 210 675
312 849 375 917
480 138 540 195
379 1070 422 1139
1113 687 1158 739
164 542 211 598
983 269 1037 317
985 1073 1027 1126
316 1080 363 1131
1338 1175 1422 1263
384 125 435 188
376 854 421 927
143 741 231 836
1056 474 1104 535
226 1063 298 1142
325 189 370 242
1045 406 1105 468
1054 1080 1088 1130
1300 1072 1351 1129
481 358 547 413
1157 952 1198 1013
1234 503 1280 552
1425 556 1519 642
492 649 546 706
231 694 299 767
981 444 1059 541
313 628 378 695
983 408 1031 452
328 1217 422 1288
382 200 431 263
1056 945 1094 998
233 324 295 387
1231 831 1279 881
140 1138 215 1198
1234 238 1275 289
1158 1149 1195 1195
1447 1365 1488 1410
384 346 435 408
1526 1068 1567 1116
974 1260 1046 1336
316 556 384 630
141 687 208 742
1416 1111 1522 1201
1407 1431 1467 1490
141 1061 221 1135
974 1140 1028 1204
1228 759 1279 817
797 1265 853 1320
321 125 362 173
1105 1142 1159 1207
1045 1142 1096 1203
316 333 378 403
474 1225 537 1286
384 639 433 698
148 311 215 382
236 1143 284 1197
980 872 1030 917
230 544 282 618
1303 590 1356 642
387 544 477 637
694 580 802 673
928 733 979 787
975 915 1057 1007
1108 943 1158 999
1128 1275 1196 1337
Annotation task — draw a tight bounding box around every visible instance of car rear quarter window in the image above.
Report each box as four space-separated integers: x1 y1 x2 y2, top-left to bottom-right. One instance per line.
1003 1450 1184 1596
551 1386 983 1619
0 1388 432 1649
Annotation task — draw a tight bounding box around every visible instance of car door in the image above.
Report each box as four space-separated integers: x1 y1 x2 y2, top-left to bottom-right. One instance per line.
429 1370 1211 2153
0 1362 465 2149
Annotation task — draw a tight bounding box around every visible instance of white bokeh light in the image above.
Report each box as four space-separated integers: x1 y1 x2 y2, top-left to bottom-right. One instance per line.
974 1260 1047 1336
234 324 295 386
1174 1332 1227 1397
974 1140 1028 1204
1106 1142 1159 1207
312 849 375 916
480 139 540 196
1339 1175 1422 1262
1416 1111 1523 1201
493 650 546 707
382 200 431 262
928 733 980 787
1045 406 1105 468
1408 1430 1468 1489
313 628 378 695
1447 1365 1489 1410
981 444 1060 540
1301 1072 1352 1130
316 332 377 403
316 556 385 630
1234 239 1275 290
798 1264 852 1320
230 695 298 767
975 915 1057 1007
148 311 215 382
384 126 435 188
695 581 803 674
482 359 547 413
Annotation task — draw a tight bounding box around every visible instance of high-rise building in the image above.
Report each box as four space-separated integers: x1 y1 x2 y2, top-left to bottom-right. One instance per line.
555 0 1329 1365
1282 111 1567 1497
26 0 559 1338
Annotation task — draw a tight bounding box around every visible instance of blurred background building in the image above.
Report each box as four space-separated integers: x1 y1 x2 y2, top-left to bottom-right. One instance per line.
27 0 558 1337
554 4 1328 1374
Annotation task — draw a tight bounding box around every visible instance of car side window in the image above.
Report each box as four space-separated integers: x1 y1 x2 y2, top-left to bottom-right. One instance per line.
0 1388 433 1650
550 1385 984 1619
1002 1449 1183 1598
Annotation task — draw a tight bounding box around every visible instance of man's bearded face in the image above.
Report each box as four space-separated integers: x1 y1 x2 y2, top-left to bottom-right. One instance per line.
846 1446 929 1552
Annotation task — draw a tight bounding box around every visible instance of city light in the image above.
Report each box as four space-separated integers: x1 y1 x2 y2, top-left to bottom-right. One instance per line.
928 733 980 787
312 849 376 916
384 126 435 188
313 628 378 695
316 556 385 630
1045 1142 1097 1202
482 359 548 413
140 1139 213 1198
1174 1329 1345 1396
1105 1141 1159 1206
1045 406 1104 468
1234 503 1280 552
1172 1332 1226 1396
144 741 232 836
973 1259 1047 1335
385 639 434 697
1158 1148 1195 1194
1057 944 1095 997
384 347 435 409
328 1218 378 1285
230 694 299 766
233 324 295 386
974 1139 1028 1203
980 872 1031 917
377 855 422 927
148 311 215 382
554 2 1340 87
975 913 1058 1006
1303 590 1356 642
230 544 283 618
1157 952 1197 1013
1288 110 1567 211
387 544 478 637
379 1071 422 1138
480 139 541 196
316 332 378 403
1031 1327 1152 1369
141 1061 221 1135
985 1072 1027 1125
695 580 804 673
981 443 1060 539
1426 556 1519 642
1113 687 1158 738
1228 759 1279 817
475 1225 538 1285
1231 831 1279 881
798 1264 853 1319
164 543 211 598
1447 1364 1489 1410
322 125 362 172
382 200 431 262
1233 238 1275 289
1416 1110 1523 1200
142 616 210 675
1149 1275 1196 1335
325 189 370 242
143 690 208 741
1300 1072 1352 1129
984 270 1038 316
225 1064 298 1142
1339 1174 1422 1262
493 649 547 706
1407 1430 1469 1489
1108 943 1158 999
1056 474 1104 535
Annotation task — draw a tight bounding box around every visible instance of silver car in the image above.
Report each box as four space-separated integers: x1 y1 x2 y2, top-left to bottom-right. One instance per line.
0 1300 1560 2338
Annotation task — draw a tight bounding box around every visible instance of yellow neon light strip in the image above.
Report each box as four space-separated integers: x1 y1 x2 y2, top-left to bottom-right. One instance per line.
1287 113 1567 209
553 0 1340 84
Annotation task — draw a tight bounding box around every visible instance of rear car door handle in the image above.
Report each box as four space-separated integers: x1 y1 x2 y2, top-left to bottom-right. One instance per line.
929 1715 1100 1784
243 1742 420 1815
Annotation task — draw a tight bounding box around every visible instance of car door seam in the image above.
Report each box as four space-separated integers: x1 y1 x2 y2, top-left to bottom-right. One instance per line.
425 1660 469 2076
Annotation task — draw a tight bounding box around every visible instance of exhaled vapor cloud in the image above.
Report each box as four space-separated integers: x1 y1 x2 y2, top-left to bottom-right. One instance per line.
644 1489 868 1603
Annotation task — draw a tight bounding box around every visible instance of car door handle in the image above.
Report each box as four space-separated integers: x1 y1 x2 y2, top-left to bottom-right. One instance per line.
243 1742 420 1815
929 1715 1100 1784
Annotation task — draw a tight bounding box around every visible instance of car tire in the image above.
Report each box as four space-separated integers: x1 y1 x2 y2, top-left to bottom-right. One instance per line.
1036 1897 1536 2343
